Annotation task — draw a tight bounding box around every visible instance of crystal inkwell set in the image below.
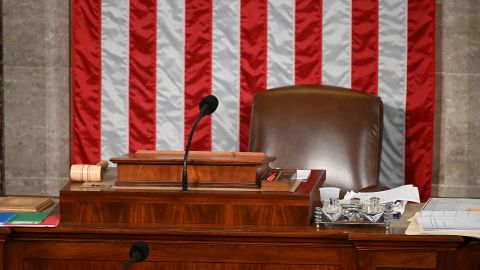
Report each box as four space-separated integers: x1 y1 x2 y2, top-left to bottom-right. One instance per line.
314 197 398 229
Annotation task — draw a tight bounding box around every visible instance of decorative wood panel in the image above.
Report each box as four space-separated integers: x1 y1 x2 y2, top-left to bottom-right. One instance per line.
111 151 271 187
60 170 324 226
7 238 350 270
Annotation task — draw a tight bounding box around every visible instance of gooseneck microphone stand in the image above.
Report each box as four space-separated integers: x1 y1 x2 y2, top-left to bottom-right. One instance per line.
182 105 208 192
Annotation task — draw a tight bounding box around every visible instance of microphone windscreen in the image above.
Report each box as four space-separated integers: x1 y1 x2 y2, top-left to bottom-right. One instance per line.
199 95 219 115
129 241 149 262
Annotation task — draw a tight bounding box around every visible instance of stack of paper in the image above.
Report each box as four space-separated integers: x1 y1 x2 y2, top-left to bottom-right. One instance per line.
415 198 480 231
405 212 480 238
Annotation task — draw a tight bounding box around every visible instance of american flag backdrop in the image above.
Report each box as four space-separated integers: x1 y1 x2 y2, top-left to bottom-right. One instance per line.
71 0 435 201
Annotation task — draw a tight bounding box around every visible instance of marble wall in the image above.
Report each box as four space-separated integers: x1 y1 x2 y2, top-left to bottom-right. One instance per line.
432 0 480 197
2 1 479 197
0 1 4 195
3 0 69 195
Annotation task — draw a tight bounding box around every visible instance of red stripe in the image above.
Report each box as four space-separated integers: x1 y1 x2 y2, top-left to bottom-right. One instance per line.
128 0 157 153
71 0 102 164
184 0 213 151
406 0 435 201
239 0 268 151
351 0 378 95
295 0 322 85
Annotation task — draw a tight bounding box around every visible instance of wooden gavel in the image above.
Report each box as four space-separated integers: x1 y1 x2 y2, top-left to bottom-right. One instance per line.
70 160 109 182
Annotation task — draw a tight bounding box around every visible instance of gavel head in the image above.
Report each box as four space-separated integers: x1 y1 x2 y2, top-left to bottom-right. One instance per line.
70 164 103 182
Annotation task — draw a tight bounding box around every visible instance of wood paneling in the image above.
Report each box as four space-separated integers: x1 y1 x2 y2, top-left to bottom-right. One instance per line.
116 164 259 187
375 251 436 268
111 152 272 187
0 206 479 270
6 236 351 270
2 185 479 269
60 171 324 226
3 221 478 270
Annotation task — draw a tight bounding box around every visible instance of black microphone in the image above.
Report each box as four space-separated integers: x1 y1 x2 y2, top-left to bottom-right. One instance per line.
198 95 219 117
124 241 149 270
182 95 219 191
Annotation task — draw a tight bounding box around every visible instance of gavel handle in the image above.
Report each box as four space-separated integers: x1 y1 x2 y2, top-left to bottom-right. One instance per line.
96 160 109 169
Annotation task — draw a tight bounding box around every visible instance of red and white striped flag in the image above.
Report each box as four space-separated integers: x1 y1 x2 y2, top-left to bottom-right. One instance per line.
71 0 435 200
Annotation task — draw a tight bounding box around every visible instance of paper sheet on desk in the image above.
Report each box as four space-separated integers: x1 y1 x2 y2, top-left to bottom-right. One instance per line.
344 185 420 203
405 212 480 238
295 170 311 180
414 198 480 231
421 198 480 211
416 216 480 230
343 185 420 214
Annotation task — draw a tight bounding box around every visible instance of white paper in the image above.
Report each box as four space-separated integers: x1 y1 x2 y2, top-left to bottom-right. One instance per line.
415 198 480 231
342 185 420 214
420 210 480 217
343 184 420 204
405 212 480 238
295 169 311 180
416 216 480 230
422 198 480 211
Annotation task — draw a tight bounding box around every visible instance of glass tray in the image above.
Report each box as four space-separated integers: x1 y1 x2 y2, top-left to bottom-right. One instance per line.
314 214 389 226
313 203 396 229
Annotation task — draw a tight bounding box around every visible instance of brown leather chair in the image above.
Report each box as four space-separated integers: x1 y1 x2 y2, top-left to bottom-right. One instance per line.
249 85 384 192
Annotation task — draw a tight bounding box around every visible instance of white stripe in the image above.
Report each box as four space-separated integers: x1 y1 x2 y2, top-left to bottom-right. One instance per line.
211 0 241 151
101 0 129 162
378 0 407 188
156 0 185 150
267 0 295 88
322 0 351 88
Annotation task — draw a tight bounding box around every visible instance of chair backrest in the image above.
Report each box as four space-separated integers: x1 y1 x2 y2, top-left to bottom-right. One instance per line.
248 85 383 191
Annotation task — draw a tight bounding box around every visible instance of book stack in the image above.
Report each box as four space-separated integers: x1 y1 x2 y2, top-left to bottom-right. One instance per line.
0 196 57 226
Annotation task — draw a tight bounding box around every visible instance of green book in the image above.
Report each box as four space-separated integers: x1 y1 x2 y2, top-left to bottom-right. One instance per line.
8 212 49 224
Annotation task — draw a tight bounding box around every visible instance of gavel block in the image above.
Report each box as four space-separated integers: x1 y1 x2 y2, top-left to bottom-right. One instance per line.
70 160 108 182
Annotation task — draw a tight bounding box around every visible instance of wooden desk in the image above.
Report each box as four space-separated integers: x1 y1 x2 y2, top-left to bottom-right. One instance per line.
1 203 479 269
